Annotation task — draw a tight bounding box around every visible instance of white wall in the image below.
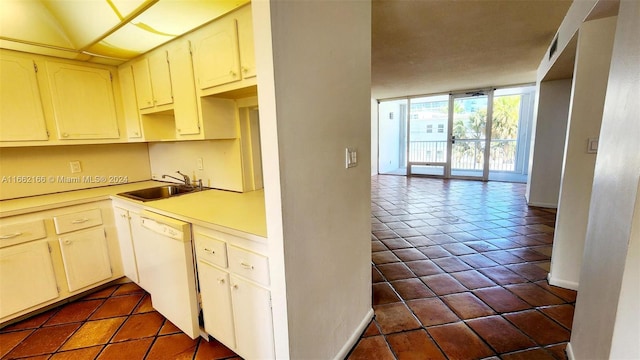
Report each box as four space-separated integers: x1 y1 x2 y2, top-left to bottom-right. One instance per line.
609 178 640 359
147 140 244 192
0 143 151 199
525 79 571 207
254 1 372 359
568 1 640 357
550 16 617 290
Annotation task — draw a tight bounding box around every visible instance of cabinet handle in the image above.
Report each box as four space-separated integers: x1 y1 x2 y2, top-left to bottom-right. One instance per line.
218 278 225 284
242 67 248 74
229 70 237 77
62 133 69 138
120 214 128 219
240 261 254 270
63 239 72 245
0 232 22 239
71 218 89 224
204 248 215 254
177 128 181 133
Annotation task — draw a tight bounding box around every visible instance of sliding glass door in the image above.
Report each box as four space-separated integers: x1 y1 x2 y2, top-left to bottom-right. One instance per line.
449 92 491 179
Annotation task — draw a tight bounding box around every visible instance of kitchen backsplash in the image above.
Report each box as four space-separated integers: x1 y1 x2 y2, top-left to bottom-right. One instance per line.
0 143 152 200
148 140 244 192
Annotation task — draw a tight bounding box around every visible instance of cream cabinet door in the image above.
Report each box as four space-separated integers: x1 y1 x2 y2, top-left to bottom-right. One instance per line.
230 275 275 360
199 261 236 348
132 59 154 109
0 54 49 141
0 240 59 318
117 66 142 139
236 6 256 79
46 61 120 140
58 227 112 292
169 40 200 136
113 207 139 283
148 51 173 106
192 17 241 90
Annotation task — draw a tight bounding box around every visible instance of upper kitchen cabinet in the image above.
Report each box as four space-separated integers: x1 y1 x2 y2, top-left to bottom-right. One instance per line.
236 5 256 80
191 4 256 97
117 66 143 140
46 61 120 140
132 50 173 111
0 53 49 142
1 49 129 147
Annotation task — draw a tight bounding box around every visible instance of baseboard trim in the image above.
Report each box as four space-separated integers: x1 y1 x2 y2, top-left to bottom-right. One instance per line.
334 308 374 360
527 201 558 209
548 273 580 291
566 342 575 360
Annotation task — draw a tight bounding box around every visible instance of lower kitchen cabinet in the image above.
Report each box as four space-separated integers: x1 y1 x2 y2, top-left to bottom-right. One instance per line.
230 275 275 360
0 240 59 319
194 226 275 359
113 206 140 283
198 261 236 348
0 200 124 325
58 227 112 292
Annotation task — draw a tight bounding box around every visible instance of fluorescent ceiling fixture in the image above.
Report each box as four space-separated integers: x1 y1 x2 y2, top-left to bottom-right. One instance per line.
0 0 249 63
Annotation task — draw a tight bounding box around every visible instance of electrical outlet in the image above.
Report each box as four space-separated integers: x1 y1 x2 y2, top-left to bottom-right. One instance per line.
197 157 204 170
69 161 82 173
346 148 357 168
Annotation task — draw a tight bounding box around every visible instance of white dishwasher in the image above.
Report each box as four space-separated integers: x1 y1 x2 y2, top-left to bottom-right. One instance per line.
133 210 199 339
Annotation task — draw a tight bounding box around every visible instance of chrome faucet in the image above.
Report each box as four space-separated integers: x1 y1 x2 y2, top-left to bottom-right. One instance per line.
162 171 191 187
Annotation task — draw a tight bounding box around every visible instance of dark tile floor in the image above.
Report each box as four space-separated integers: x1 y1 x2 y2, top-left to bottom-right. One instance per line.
0 283 240 360
348 175 576 360
2 175 576 360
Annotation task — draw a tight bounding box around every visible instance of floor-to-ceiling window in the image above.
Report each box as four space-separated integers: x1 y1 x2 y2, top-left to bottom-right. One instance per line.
377 85 535 182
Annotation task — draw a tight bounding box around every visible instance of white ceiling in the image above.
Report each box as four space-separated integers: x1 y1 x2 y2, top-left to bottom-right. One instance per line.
372 0 573 99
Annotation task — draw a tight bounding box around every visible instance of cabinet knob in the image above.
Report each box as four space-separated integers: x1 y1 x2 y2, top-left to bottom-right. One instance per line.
177 128 181 133
64 239 72 245
232 284 239 290
62 133 69 138
229 70 237 77
134 132 139 136
242 67 248 74
218 278 225 284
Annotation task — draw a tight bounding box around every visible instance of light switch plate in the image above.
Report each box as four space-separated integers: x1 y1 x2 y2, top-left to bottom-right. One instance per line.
197 157 204 170
346 147 357 168
587 138 599 153
69 161 82 173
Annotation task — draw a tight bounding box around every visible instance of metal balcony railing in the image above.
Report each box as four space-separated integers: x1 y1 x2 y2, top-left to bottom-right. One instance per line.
408 139 518 172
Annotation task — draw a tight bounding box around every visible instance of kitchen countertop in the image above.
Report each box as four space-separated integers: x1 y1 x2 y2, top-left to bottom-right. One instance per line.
0 181 267 238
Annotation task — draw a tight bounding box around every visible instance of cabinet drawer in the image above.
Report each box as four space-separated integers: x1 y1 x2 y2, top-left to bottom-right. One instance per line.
228 245 269 286
194 232 227 268
0 220 46 248
53 209 102 234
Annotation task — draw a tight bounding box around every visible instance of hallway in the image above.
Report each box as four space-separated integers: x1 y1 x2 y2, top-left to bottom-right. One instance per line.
349 175 576 359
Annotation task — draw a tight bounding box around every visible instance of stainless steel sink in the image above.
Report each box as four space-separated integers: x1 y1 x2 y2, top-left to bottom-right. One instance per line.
118 185 204 201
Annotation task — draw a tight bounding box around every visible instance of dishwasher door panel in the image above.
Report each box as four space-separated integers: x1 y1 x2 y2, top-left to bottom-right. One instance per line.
131 212 199 339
